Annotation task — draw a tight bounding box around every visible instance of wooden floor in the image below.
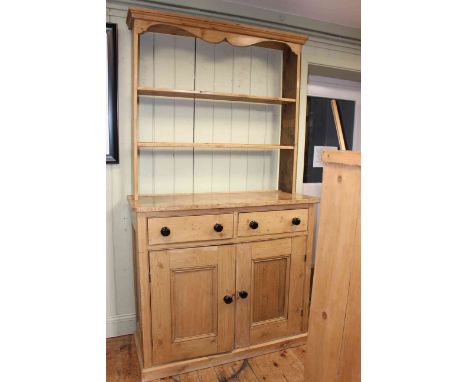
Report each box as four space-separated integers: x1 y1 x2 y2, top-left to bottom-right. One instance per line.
107 335 306 382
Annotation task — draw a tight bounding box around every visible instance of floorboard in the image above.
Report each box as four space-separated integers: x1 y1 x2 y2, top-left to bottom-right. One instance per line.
107 335 306 382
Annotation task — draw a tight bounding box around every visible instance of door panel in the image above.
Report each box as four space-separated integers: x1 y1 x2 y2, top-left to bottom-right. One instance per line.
150 245 235 364
171 267 216 340
252 257 289 323
236 237 306 347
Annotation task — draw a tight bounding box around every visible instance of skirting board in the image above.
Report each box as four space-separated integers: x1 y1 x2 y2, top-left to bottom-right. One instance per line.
137 332 308 381
107 313 136 338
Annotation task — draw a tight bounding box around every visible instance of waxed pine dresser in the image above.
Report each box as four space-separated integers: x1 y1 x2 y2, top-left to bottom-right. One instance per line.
126 7 319 381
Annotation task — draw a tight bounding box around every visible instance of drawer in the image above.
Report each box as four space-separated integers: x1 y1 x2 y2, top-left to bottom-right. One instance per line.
237 209 308 237
148 214 234 245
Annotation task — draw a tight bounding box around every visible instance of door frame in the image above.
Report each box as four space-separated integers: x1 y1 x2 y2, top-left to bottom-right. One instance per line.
303 75 361 198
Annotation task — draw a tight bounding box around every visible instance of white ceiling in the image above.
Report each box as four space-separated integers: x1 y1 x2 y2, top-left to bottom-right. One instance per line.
222 0 360 28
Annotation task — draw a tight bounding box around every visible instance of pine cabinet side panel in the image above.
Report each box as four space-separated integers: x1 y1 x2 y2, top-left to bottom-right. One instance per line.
337 212 361 382
138 32 155 194
135 214 152 368
304 161 361 382
302 204 316 331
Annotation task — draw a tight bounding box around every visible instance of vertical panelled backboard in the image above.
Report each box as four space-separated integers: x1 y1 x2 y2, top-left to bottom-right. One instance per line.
139 34 283 194
211 42 233 192
139 33 195 194
193 40 215 193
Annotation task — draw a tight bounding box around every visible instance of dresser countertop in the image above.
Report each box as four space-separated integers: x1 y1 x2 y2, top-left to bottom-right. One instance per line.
128 190 319 212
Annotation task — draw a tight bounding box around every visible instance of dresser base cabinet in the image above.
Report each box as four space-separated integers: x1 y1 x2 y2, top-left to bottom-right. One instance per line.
128 191 319 381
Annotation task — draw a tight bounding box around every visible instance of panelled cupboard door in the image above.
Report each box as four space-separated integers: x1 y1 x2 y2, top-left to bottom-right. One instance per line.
235 237 306 347
150 245 236 364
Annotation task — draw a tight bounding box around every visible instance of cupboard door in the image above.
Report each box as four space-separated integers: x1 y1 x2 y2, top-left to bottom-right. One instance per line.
236 237 306 347
150 245 235 364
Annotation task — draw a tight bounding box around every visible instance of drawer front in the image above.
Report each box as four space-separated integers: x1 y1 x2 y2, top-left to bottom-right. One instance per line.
238 209 308 237
148 214 234 245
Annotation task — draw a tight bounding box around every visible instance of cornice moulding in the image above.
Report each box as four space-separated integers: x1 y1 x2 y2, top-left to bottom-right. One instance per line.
107 0 361 49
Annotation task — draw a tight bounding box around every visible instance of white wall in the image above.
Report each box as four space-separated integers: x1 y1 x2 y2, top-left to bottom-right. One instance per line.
106 1 361 337
107 8 135 337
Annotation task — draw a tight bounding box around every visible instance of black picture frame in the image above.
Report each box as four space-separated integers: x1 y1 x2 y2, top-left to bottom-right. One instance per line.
107 23 119 164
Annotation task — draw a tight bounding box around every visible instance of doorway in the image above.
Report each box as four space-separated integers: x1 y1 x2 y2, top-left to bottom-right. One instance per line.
302 75 361 197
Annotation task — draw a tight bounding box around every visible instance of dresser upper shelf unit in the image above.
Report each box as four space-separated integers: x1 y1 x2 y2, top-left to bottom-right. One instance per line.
138 87 296 105
128 7 307 198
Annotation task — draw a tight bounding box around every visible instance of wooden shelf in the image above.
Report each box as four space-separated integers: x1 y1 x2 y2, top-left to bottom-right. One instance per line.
138 87 296 105
138 142 294 150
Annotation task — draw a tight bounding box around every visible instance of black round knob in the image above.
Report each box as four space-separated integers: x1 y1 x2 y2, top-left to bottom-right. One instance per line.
249 220 259 229
223 295 233 304
160 227 170 236
292 217 301 226
238 290 248 299
214 223 224 232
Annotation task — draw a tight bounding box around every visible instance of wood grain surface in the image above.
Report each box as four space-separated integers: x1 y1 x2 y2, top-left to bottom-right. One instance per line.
128 191 319 213
107 335 307 382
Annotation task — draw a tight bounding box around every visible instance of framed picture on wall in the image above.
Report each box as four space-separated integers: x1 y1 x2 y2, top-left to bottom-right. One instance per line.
107 23 119 164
